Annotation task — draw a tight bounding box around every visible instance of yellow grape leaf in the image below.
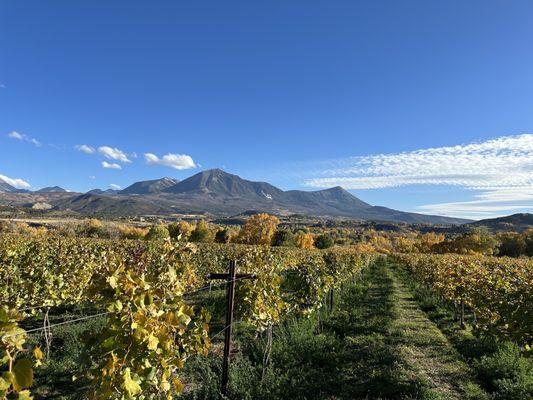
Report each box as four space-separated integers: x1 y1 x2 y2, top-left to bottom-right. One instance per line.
122 368 141 396
18 389 33 400
147 334 159 351
33 347 43 367
0 376 10 391
173 377 184 393
13 358 33 389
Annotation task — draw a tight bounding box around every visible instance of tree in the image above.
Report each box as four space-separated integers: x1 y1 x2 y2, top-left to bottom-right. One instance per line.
144 224 170 241
497 232 526 257
295 232 314 249
271 229 295 247
416 232 445 253
524 229 533 257
314 233 334 249
189 220 213 243
238 214 280 245
168 221 193 241
215 228 231 244
433 228 498 256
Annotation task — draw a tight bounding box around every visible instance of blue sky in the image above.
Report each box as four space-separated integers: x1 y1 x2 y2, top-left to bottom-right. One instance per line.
1 1 533 219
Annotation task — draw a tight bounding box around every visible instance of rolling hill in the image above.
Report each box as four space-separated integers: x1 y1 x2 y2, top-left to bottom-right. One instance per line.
468 213 533 232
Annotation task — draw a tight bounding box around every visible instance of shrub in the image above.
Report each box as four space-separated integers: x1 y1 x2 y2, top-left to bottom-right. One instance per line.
144 224 170 240
77 219 109 238
119 225 147 240
215 229 231 244
314 234 334 249
168 221 193 241
189 220 214 243
271 229 295 247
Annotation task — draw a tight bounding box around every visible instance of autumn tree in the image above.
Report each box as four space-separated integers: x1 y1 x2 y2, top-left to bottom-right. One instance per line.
189 220 214 243
238 213 280 245
295 232 314 249
416 232 445 253
168 221 194 241
433 228 498 256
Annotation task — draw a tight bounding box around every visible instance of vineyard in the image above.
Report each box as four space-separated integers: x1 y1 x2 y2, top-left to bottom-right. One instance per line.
1 233 532 399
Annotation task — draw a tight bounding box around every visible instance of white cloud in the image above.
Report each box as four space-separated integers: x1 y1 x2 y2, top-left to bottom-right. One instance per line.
417 187 533 220
7 131 41 147
305 134 533 191
0 174 31 189
98 146 131 163
102 161 122 170
109 184 122 190
89 175 96 179
144 152 197 170
75 144 95 154
8 131 24 140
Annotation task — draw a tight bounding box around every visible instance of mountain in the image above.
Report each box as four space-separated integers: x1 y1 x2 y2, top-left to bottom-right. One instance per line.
164 169 282 199
0 177 17 193
120 177 180 195
158 169 467 224
36 186 67 193
468 213 533 232
87 188 120 195
53 193 174 216
0 169 471 224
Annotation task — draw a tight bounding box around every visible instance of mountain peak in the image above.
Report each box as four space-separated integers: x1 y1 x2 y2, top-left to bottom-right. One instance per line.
120 177 180 195
36 186 67 193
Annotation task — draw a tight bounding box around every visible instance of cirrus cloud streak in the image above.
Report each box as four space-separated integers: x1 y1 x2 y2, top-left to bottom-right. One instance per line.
305 134 533 191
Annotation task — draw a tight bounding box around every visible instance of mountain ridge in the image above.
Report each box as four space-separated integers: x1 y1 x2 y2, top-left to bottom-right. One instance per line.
0 169 470 224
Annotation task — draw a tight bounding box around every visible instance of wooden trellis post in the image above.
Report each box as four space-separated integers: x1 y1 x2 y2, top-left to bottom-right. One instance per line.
207 260 256 397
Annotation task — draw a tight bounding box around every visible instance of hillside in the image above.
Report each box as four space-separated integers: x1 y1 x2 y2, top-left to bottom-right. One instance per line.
468 213 533 232
120 177 179 195
0 177 18 193
36 186 67 193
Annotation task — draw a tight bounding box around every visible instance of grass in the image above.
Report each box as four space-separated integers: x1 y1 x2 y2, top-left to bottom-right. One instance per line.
182 258 486 399
391 262 533 400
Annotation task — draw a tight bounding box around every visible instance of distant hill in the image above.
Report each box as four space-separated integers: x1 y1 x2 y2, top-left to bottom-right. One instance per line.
87 188 120 195
53 193 174 216
468 213 533 232
36 186 67 193
0 169 470 224
120 177 179 195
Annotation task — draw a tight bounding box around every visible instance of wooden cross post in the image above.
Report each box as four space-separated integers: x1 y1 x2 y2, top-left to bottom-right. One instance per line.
207 260 256 397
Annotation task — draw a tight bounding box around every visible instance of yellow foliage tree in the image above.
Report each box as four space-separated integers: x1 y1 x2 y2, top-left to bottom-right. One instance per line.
238 214 280 245
295 232 314 249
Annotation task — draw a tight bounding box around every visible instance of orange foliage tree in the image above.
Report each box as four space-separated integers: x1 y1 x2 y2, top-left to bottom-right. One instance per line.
238 214 280 245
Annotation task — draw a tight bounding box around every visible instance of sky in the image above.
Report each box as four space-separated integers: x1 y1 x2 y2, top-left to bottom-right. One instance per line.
1 1 533 220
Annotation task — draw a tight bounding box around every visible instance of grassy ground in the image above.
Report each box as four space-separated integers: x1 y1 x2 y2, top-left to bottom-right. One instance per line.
391 262 533 400
182 258 486 399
